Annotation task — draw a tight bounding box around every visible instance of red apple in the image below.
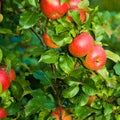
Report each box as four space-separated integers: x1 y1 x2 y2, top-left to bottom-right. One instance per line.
68 32 94 57
40 0 69 19
84 45 106 70
43 32 61 48
0 66 16 82
51 107 72 120
0 70 10 92
9 69 16 82
66 7 86 23
0 107 7 118
69 0 81 8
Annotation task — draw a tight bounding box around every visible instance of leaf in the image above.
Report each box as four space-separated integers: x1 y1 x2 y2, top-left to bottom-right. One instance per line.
7 103 21 116
52 34 72 46
19 10 39 29
0 28 13 34
68 10 81 26
97 67 109 80
62 85 79 98
105 50 120 63
113 63 120 75
25 95 55 116
28 0 37 7
78 92 89 106
82 84 96 96
33 70 52 85
78 0 89 10
39 49 59 64
103 102 113 116
75 106 95 119
0 48 3 63
59 54 75 74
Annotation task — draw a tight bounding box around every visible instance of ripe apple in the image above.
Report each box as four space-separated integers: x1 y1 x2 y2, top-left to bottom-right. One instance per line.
51 107 72 120
66 7 86 23
0 107 7 118
69 0 81 8
40 0 69 19
87 95 96 105
84 45 106 70
9 69 16 82
43 32 61 48
68 32 94 57
0 70 10 92
0 66 16 82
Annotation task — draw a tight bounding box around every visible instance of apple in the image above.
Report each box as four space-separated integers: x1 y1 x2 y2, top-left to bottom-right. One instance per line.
68 32 94 57
69 0 81 8
51 107 72 120
0 66 16 82
66 7 86 23
40 0 69 19
84 45 106 70
87 95 96 105
9 69 16 82
43 32 61 48
0 107 7 118
0 70 10 92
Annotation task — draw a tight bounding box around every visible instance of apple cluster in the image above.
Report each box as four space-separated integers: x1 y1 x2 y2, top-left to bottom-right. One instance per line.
0 66 16 118
40 0 107 70
68 32 107 70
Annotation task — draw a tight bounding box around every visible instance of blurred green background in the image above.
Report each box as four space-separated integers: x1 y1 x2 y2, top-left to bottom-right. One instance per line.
90 0 120 12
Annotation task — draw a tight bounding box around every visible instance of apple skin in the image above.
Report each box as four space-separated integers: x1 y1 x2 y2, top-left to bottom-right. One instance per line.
87 95 96 105
84 45 106 70
40 0 69 19
0 66 16 82
68 32 94 57
0 70 10 92
9 69 16 82
43 32 61 48
66 7 86 23
0 107 7 118
69 0 81 8
51 107 72 120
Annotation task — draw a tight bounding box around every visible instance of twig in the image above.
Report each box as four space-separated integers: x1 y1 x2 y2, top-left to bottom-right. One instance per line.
30 27 46 47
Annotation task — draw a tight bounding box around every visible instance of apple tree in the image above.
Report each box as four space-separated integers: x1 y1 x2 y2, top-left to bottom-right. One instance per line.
0 0 120 120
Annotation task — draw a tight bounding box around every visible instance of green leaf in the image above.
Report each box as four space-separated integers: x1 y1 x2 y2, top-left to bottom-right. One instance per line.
105 50 120 63
10 81 24 100
78 0 89 10
68 10 81 26
78 92 89 106
59 54 75 74
25 95 55 116
103 102 113 116
75 106 95 119
0 28 13 34
0 48 3 63
28 0 37 7
113 63 120 75
25 97 41 116
52 33 72 46
7 102 21 116
39 49 59 64
62 85 79 98
19 10 39 29
33 70 52 85
82 84 96 96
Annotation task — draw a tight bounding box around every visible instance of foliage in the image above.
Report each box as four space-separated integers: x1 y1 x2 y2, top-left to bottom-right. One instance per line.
0 0 120 120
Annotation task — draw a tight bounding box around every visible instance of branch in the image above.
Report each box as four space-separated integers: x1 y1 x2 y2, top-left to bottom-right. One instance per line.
30 27 46 47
